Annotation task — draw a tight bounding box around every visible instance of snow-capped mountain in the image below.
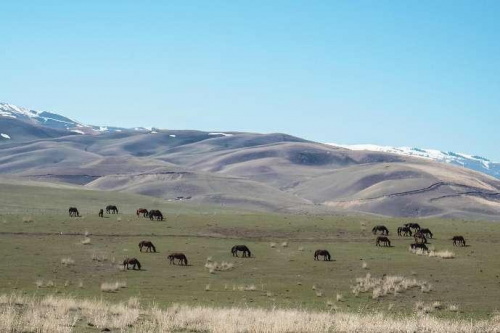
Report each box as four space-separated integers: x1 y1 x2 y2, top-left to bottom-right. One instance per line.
0 102 147 137
328 143 500 180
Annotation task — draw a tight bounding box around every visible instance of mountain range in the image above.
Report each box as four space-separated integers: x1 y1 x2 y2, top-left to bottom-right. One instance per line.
1 102 500 220
328 144 500 180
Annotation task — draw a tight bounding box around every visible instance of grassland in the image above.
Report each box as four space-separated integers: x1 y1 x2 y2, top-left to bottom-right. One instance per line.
1 182 500 327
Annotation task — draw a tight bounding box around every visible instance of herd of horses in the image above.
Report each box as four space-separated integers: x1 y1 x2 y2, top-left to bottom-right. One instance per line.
69 206 165 221
68 206 469 271
372 222 467 250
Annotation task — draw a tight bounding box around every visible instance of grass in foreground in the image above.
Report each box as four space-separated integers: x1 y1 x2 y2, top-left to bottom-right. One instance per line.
2 293 500 333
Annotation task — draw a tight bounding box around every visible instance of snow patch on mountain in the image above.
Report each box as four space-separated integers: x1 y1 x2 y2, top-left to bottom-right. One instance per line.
328 143 500 180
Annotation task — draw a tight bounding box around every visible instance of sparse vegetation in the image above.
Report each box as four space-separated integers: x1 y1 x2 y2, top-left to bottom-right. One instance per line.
1 294 499 332
204 261 234 274
60 257 75 266
352 274 431 299
101 281 127 293
81 237 91 245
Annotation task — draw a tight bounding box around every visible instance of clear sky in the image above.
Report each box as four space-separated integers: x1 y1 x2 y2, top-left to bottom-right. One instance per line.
1 1 499 160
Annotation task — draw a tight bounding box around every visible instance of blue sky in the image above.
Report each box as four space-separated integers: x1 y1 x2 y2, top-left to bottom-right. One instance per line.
1 1 500 159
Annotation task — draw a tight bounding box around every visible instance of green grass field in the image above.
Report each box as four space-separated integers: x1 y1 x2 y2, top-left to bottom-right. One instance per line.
1 183 500 320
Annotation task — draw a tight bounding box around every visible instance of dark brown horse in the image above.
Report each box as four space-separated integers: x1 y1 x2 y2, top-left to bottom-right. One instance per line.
69 207 80 217
231 245 251 257
123 258 141 270
376 236 391 247
314 249 331 261
168 253 188 265
149 210 164 221
98 209 103 218
404 223 421 231
414 231 428 244
139 241 156 252
136 208 148 217
397 226 412 237
372 225 389 235
452 236 466 247
419 228 433 239
106 205 119 214
410 243 429 252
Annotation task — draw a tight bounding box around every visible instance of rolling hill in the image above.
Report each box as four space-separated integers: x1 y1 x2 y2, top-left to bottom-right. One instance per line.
1 102 500 219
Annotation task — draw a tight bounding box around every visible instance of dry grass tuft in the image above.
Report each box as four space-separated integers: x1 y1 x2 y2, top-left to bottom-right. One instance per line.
22 216 34 223
61 257 75 266
204 261 234 274
352 274 431 299
270 242 276 248
101 281 127 293
298 246 304 251
281 242 288 248
362 261 368 270
409 247 455 259
81 237 91 245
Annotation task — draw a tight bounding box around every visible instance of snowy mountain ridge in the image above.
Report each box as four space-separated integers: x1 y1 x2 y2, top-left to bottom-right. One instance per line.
0 102 148 135
328 143 500 179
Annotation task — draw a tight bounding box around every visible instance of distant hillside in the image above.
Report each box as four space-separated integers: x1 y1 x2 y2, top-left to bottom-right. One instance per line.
328 143 500 180
1 102 500 219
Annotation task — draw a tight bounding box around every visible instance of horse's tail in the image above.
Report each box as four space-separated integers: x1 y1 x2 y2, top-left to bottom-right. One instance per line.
231 246 236 254
116 207 119 214
184 256 188 265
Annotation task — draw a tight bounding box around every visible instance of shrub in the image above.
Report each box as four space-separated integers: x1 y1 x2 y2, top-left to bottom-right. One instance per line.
61 257 75 266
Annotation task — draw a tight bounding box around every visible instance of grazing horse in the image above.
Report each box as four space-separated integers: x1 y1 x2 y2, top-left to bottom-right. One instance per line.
98 209 103 218
420 228 433 239
410 243 429 252
106 205 119 214
414 231 428 244
231 245 252 258
69 207 80 217
123 258 141 270
167 253 188 265
314 249 331 261
139 241 156 253
404 223 421 231
149 210 164 221
397 226 412 237
376 236 391 247
452 236 466 247
372 225 389 235
136 208 149 217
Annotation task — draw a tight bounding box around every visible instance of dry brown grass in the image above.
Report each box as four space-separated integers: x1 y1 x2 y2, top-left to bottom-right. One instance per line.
409 247 455 259
352 274 431 299
1 293 499 333
100 281 127 293
204 261 234 274
81 237 91 245
60 257 75 266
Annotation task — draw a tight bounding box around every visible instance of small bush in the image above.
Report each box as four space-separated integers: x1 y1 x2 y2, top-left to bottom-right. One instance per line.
22 216 34 223
101 281 127 293
81 237 91 245
204 261 234 274
61 257 75 266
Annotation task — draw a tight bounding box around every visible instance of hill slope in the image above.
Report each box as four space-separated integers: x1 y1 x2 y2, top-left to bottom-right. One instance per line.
1 103 500 219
